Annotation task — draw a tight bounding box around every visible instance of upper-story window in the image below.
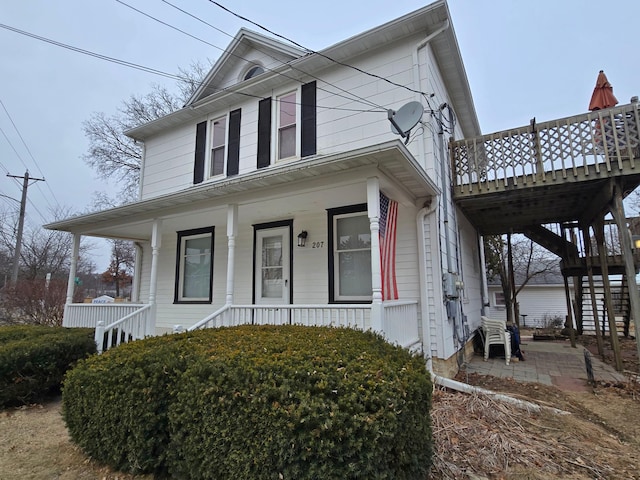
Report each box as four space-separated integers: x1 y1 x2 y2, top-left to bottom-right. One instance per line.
278 92 297 159
193 108 241 184
244 65 264 80
210 116 226 177
256 81 316 170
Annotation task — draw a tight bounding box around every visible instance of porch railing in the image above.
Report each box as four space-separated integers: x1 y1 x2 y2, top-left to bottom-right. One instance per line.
95 304 152 354
452 103 640 196
63 303 148 329
186 301 420 350
188 304 370 330
382 300 420 349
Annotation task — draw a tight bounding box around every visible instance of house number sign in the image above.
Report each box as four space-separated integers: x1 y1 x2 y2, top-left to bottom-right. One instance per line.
312 241 324 248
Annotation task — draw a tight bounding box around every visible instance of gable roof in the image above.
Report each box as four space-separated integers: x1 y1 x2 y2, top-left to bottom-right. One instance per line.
186 28 307 105
126 0 480 141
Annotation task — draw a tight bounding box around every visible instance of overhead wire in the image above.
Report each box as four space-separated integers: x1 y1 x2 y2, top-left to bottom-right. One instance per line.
208 0 434 98
0 22 382 115
119 0 388 113
0 99 63 210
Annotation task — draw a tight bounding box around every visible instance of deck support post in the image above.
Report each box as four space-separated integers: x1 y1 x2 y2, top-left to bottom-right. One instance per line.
226 204 238 306
610 183 640 365
507 233 518 326
594 218 624 371
367 177 384 333
582 226 605 357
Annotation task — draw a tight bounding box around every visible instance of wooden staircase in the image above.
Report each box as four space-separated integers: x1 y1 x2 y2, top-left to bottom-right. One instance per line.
576 275 631 337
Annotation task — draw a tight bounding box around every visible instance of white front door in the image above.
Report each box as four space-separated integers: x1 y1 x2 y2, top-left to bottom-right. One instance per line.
255 226 291 305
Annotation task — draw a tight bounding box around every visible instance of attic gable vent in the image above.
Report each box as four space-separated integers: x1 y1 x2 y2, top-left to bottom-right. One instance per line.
244 65 264 80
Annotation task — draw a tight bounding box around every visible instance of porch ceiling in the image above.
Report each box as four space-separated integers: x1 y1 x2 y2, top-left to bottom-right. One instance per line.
45 140 439 240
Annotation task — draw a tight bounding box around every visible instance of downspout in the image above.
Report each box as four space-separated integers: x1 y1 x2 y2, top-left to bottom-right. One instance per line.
409 18 560 415
416 200 437 373
412 20 452 370
412 20 450 169
136 140 145 201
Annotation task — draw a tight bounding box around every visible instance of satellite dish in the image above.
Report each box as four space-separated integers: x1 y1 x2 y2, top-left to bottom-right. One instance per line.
388 101 424 141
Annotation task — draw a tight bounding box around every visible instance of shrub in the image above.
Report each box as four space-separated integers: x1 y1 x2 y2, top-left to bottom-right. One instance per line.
62 333 203 474
63 326 433 478
0 325 96 407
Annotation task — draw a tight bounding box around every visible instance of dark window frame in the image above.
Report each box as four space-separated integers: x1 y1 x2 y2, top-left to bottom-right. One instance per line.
327 204 371 304
174 226 215 304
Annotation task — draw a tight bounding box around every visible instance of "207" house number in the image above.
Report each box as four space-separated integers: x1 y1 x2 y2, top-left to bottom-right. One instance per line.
312 241 324 248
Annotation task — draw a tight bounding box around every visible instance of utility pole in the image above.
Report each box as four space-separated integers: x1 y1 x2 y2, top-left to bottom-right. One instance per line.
7 171 44 286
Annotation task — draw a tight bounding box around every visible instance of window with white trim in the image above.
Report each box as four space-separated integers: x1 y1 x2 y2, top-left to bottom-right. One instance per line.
494 291 506 307
175 227 214 303
330 208 372 302
210 117 226 177
278 91 297 159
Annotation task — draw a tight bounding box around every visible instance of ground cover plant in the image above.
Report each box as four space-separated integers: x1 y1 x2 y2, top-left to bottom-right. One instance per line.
62 325 433 479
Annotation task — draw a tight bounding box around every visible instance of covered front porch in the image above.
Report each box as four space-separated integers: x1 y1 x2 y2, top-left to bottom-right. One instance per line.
48 141 439 354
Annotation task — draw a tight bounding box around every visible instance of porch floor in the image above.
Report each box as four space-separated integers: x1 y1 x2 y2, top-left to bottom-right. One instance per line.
459 337 627 392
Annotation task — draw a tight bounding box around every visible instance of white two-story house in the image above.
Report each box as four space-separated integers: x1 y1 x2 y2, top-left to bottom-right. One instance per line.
46 0 484 377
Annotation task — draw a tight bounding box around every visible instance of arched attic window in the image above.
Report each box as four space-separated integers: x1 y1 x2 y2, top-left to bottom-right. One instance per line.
243 64 265 80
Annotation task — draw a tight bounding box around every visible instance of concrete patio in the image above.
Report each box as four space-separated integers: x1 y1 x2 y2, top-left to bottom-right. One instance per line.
460 336 628 392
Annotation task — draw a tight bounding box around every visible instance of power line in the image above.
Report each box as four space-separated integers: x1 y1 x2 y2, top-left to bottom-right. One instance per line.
0 22 381 114
118 0 387 112
209 1 433 98
0 99 63 209
6 171 44 285
0 125 56 213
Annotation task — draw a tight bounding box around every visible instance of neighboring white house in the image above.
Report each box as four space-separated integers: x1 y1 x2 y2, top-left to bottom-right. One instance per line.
486 273 571 329
46 0 484 377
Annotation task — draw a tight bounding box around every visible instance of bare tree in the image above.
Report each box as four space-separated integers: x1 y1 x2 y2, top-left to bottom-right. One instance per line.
82 61 210 201
0 206 94 324
101 240 135 298
484 234 560 324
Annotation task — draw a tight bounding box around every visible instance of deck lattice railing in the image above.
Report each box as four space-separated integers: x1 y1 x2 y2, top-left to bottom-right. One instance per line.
452 103 640 195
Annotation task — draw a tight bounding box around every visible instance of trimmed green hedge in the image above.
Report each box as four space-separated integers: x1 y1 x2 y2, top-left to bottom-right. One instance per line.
63 326 432 479
0 325 96 407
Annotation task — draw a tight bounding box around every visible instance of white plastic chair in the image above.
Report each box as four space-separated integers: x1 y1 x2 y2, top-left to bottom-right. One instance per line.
481 316 511 365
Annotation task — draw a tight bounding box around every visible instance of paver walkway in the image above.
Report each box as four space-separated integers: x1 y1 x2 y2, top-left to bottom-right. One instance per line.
461 337 627 392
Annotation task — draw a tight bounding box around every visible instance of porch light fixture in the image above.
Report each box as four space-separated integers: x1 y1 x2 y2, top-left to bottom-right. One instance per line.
297 230 308 247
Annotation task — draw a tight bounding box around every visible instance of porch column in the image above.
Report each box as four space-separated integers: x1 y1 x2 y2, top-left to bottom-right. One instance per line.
226 204 238 305
65 234 80 304
63 234 81 325
610 183 640 364
148 219 162 335
367 177 383 333
131 242 142 303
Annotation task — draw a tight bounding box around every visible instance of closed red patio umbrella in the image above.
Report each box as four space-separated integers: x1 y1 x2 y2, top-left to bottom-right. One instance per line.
588 70 618 111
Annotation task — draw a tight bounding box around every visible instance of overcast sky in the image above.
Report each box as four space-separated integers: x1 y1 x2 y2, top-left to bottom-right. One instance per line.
1 0 639 271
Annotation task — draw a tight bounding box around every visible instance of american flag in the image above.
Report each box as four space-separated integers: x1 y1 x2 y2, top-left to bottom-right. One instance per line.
379 192 398 300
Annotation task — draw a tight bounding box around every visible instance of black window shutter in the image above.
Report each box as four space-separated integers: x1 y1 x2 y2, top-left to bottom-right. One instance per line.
193 121 206 184
227 108 241 176
257 97 272 169
301 81 317 157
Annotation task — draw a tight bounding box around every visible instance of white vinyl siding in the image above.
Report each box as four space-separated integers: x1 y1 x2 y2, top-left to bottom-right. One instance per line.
139 32 436 200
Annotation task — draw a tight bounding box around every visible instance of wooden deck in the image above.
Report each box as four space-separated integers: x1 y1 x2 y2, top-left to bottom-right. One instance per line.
452 103 640 235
